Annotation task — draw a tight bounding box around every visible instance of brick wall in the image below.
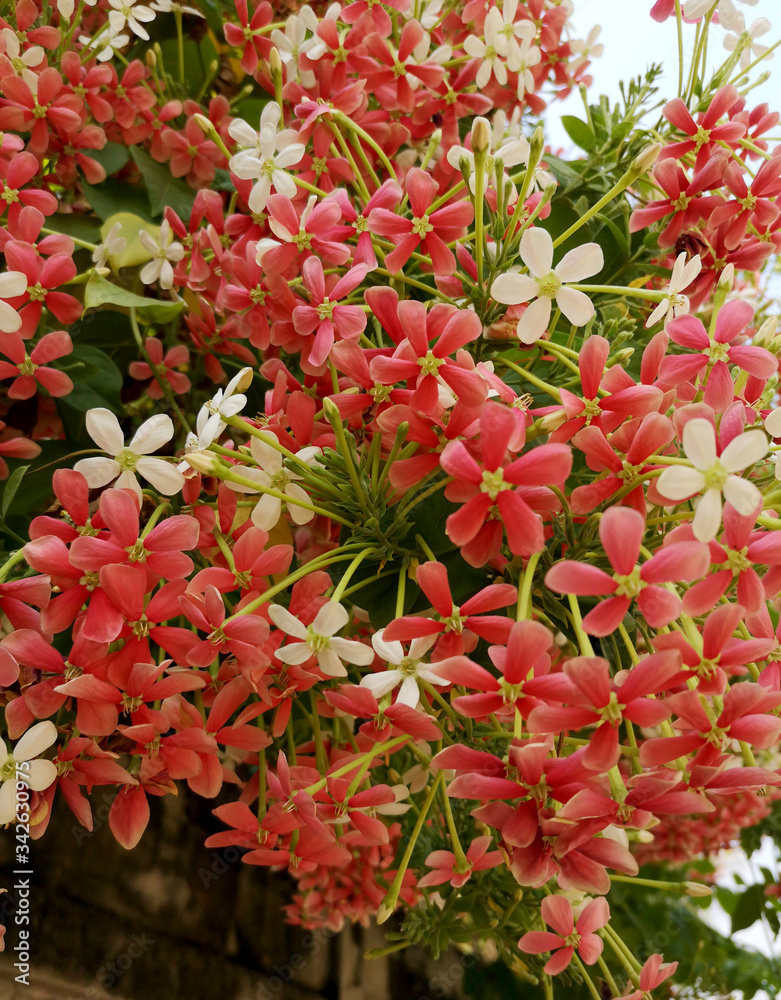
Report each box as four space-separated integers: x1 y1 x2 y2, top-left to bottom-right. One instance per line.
0 792 462 1000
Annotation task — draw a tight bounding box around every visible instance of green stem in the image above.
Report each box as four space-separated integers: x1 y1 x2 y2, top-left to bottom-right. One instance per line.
378 771 443 922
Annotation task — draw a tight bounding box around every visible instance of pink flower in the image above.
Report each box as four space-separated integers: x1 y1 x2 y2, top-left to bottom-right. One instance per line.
128 338 191 400
545 506 710 635
0 330 73 398
518 895 610 975
368 167 473 275
661 86 746 170
418 835 503 888
292 258 369 370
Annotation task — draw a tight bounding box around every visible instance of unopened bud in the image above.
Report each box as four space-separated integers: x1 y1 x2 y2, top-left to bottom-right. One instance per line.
457 154 473 190
185 452 219 475
753 316 778 349
193 113 214 137
234 366 254 393
376 900 394 925
718 262 735 290
471 116 491 154
684 881 713 898
608 347 634 368
537 410 567 433
322 396 340 424
269 46 283 77
629 142 662 178
146 49 157 68
529 126 545 169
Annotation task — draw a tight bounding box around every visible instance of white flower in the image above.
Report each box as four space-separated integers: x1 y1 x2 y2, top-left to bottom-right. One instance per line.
0 721 58 825
138 220 184 290
0 271 28 333
226 430 320 531
107 0 156 41
723 10 772 69
195 367 253 449
402 0 443 29
361 632 448 709
74 409 185 499
79 25 129 62
447 116 529 196
464 6 525 89
92 221 128 271
645 252 702 328
684 0 757 20
515 34 542 100
150 0 203 14
0 28 44 90
569 25 604 75
228 103 305 215
764 409 781 479
657 418 767 542
268 601 374 677
490 228 603 344
271 7 322 84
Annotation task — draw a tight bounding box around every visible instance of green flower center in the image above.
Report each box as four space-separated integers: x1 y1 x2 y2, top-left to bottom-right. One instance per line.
612 566 644 599
537 272 562 298
480 468 511 500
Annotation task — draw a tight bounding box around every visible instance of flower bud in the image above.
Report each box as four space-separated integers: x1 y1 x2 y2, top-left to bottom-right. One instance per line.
185 452 219 474
234 366 254 393
376 900 394 925
529 126 545 170
471 117 491 154
608 347 634 368
753 316 778 349
193 113 214 137
146 49 157 68
269 46 283 76
629 142 662 178
684 881 713 898
717 263 735 290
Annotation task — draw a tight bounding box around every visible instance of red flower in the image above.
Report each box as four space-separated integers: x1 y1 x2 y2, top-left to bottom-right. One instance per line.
383 559 517 657
129 338 191 399
545 506 710 636
441 401 572 563
292 258 368 370
4 241 81 338
223 0 273 74
518 895 609 975
418 835 503 888
0 330 73 398
369 167 473 274
661 86 747 169
368 295 484 413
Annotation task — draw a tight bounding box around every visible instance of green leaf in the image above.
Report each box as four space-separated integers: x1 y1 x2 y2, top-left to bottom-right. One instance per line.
84 141 130 177
44 213 103 245
82 176 153 222
560 115 597 152
129 146 196 219
83 273 184 323
212 168 236 191
157 35 219 102
57 344 124 414
731 883 766 934
1 464 30 521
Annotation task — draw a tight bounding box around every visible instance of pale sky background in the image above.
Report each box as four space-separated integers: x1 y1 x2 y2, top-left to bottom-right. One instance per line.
549 2 781 977
548 0 780 149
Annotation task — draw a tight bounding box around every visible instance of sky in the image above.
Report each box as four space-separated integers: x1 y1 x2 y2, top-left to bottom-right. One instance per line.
547 0 780 148
547 1 781 973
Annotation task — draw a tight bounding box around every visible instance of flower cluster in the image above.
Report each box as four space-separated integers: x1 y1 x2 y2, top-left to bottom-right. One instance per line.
0 0 780 996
